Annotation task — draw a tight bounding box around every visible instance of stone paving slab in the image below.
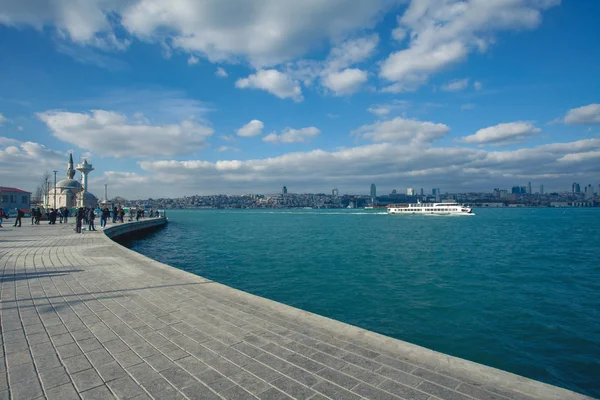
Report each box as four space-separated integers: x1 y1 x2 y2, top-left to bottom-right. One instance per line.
0 220 592 400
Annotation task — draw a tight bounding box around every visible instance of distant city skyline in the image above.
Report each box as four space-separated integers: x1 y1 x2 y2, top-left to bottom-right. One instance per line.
0 2 599 198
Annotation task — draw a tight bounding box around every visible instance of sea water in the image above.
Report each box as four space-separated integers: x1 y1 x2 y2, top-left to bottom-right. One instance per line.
124 208 600 397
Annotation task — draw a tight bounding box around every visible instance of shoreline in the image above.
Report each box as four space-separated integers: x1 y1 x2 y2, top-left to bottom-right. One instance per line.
0 219 592 399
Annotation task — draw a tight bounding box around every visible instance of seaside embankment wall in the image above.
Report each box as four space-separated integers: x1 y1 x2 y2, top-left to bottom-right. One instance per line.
94 218 592 399
103 216 168 240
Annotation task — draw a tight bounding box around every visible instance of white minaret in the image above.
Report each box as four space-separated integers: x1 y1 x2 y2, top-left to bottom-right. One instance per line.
76 158 94 193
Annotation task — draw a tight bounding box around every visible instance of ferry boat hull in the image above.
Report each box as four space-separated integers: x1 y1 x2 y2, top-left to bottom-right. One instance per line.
387 202 473 216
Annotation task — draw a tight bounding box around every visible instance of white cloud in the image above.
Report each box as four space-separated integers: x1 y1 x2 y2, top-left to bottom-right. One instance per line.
441 78 469 92
0 137 68 191
461 122 541 145
119 1 390 67
367 106 391 117
216 146 241 152
352 117 450 143
0 113 6 126
133 137 600 196
215 67 228 78
237 120 264 137
473 81 482 91
187 55 199 65
380 1 558 90
281 34 378 96
37 109 214 158
321 68 368 96
563 104 600 125
236 70 303 101
367 100 411 117
263 127 320 144
325 34 379 72
461 103 475 111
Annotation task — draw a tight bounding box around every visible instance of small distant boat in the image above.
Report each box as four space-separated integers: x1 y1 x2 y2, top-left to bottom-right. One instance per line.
387 201 473 215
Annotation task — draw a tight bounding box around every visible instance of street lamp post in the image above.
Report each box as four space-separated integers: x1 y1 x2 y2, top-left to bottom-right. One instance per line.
105 184 108 204
53 170 57 209
45 176 49 208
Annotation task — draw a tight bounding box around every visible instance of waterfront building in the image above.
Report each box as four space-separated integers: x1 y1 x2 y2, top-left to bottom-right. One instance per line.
370 183 376 205
407 188 414 196
572 182 581 193
0 187 31 211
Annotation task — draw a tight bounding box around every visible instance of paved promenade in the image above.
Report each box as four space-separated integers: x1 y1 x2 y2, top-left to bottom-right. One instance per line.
0 221 591 400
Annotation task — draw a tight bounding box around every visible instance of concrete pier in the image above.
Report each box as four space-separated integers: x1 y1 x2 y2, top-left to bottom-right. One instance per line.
0 220 592 400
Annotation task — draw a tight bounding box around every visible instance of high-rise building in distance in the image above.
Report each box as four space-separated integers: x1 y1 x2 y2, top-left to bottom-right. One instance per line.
332 188 339 197
282 186 287 195
420 188 424 196
370 184 376 204
407 188 414 196
527 182 532 194
432 188 440 195
585 184 594 200
572 182 581 193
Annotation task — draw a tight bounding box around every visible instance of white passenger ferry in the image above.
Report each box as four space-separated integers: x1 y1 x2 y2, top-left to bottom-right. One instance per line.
387 201 473 215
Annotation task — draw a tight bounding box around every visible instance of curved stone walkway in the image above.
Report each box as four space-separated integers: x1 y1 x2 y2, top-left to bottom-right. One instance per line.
0 221 591 400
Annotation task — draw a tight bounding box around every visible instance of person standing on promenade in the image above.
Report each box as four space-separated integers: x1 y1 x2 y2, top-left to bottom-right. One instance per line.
31 209 36 224
112 205 118 223
101 207 110 228
0 207 4 227
64 207 69 223
75 207 84 233
13 208 23 227
35 208 41 224
88 208 96 231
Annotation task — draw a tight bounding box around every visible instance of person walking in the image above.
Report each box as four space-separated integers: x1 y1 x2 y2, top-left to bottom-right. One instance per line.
0 207 4 227
13 208 23 227
63 208 69 223
31 209 36 225
35 208 41 224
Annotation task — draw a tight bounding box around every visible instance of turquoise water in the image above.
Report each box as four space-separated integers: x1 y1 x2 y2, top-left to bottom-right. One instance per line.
124 208 600 397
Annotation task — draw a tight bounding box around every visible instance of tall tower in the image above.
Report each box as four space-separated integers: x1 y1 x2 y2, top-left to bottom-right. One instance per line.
66 153 76 179
527 182 532 194
76 159 94 193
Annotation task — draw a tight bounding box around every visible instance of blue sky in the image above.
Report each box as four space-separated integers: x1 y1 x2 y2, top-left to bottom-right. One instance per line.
1 0 599 198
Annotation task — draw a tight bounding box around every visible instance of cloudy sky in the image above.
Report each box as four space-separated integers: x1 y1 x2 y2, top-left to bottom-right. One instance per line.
1 0 599 198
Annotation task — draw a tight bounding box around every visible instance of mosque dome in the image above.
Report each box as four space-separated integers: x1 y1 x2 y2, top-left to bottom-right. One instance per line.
81 192 98 200
55 179 82 191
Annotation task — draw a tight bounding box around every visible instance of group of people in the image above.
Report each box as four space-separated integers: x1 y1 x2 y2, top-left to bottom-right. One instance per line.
1 206 161 230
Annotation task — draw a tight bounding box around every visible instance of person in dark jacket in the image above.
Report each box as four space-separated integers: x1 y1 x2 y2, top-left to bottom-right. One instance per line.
14 208 23 227
75 207 84 233
100 207 110 228
88 208 96 231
